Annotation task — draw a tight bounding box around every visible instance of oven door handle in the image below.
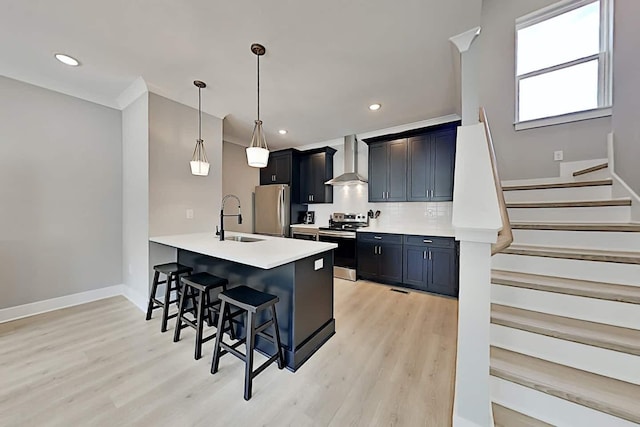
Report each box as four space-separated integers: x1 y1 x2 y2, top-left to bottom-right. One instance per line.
318 231 356 239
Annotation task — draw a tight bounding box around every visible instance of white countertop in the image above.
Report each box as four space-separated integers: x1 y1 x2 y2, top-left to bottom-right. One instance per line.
150 232 337 270
357 222 455 237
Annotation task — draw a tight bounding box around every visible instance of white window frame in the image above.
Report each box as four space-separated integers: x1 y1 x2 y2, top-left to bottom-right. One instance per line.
514 0 613 130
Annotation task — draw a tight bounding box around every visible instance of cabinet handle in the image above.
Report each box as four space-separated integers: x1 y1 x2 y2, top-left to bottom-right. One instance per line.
386 191 389 199
379 246 382 255
423 250 427 260
429 250 432 260
423 239 432 243
382 191 385 199
374 236 382 240
374 246 378 255
311 194 314 202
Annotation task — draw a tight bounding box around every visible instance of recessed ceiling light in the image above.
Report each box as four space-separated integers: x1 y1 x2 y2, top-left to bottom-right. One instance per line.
278 129 288 135
54 53 80 67
369 103 381 111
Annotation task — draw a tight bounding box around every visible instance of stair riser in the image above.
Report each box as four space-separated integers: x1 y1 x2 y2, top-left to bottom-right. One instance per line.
504 186 612 203
491 325 640 385
512 229 640 252
492 254 640 287
491 284 640 330
507 206 631 223
491 377 638 427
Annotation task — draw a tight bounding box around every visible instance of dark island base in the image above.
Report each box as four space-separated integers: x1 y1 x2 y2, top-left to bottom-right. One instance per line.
178 249 335 371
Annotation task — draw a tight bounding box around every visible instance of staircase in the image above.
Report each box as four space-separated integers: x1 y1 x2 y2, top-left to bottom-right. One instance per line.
489 162 640 426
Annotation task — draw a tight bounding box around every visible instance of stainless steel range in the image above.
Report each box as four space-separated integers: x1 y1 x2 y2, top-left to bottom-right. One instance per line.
318 213 368 281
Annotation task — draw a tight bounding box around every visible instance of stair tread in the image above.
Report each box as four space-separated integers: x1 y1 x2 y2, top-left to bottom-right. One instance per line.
502 244 640 264
492 403 553 427
491 347 640 424
503 179 612 191
512 222 640 232
492 304 640 355
506 199 631 208
491 270 640 304
573 162 608 177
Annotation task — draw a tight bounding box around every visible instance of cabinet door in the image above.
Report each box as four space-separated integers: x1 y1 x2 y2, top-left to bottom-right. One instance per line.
387 139 407 202
311 152 328 203
259 157 278 185
273 154 291 184
407 136 431 201
378 243 403 283
299 154 312 203
403 245 428 288
428 246 457 297
357 241 379 279
430 129 456 202
368 143 388 202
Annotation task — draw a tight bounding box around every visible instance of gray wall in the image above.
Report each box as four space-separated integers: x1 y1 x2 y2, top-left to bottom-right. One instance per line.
122 93 149 308
612 0 640 194
222 141 259 233
148 93 223 237
0 76 122 309
479 0 612 180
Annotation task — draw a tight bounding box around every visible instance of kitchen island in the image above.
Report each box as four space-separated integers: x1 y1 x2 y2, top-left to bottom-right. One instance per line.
149 232 337 371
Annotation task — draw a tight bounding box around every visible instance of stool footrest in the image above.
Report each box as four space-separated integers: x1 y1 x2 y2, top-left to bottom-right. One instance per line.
254 319 274 335
253 353 280 378
220 340 246 361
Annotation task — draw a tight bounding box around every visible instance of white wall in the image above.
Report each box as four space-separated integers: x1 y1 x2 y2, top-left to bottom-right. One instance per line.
148 93 222 237
122 93 149 309
612 0 640 195
0 76 123 309
222 141 259 233
478 0 612 180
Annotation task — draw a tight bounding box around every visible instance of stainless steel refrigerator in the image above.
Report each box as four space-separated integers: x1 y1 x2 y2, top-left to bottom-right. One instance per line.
254 184 291 237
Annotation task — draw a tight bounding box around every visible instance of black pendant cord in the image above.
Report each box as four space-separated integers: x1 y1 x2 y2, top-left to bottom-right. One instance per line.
198 86 202 141
257 53 260 122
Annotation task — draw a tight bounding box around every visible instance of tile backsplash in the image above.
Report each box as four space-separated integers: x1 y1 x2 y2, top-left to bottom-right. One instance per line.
308 184 452 227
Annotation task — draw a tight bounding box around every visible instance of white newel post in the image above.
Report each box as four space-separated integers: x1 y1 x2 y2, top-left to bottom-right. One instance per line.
450 26 503 427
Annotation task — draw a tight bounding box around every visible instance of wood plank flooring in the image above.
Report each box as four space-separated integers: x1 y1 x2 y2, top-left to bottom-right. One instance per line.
0 279 458 427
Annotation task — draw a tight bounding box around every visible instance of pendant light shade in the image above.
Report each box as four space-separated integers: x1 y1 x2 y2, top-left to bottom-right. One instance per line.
190 80 210 176
246 43 270 168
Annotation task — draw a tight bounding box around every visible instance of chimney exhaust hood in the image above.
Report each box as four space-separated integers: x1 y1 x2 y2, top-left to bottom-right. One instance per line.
325 135 368 186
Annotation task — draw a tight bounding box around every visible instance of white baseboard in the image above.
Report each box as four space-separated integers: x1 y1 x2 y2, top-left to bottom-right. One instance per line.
0 284 125 324
611 171 640 223
453 413 493 427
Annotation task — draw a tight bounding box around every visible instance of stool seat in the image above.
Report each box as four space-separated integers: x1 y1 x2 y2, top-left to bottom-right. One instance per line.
153 262 192 276
219 285 278 313
182 272 229 291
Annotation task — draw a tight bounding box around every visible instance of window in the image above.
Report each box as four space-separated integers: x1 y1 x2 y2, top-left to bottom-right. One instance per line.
515 0 612 128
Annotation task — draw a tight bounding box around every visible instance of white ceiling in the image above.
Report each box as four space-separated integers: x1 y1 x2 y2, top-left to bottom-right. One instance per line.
0 0 480 148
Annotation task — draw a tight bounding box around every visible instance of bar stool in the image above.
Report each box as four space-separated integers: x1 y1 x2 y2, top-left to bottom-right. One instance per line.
173 272 237 360
146 263 193 332
210 286 284 401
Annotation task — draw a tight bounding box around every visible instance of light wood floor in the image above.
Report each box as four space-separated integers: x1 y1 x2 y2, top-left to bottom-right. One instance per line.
0 279 458 427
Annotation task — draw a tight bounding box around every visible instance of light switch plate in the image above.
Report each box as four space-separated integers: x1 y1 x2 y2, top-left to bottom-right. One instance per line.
314 258 324 270
554 150 564 161
186 209 194 219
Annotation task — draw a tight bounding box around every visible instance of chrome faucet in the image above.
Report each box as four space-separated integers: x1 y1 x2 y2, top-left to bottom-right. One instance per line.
219 194 242 241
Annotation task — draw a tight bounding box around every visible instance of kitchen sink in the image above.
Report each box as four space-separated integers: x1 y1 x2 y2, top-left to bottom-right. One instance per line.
225 236 264 243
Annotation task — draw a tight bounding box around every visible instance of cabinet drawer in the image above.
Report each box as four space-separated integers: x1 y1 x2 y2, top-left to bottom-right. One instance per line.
403 235 454 248
357 232 403 244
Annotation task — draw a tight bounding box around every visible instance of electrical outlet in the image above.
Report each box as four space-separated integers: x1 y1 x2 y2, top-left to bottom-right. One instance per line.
554 150 564 161
186 209 194 219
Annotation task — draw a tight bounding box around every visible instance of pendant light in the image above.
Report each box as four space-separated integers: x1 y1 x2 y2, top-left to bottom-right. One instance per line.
246 43 270 168
190 80 210 176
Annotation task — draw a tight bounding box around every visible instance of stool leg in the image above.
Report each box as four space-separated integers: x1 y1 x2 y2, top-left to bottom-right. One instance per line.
270 305 285 370
160 274 172 333
194 289 205 360
244 310 255 401
173 283 188 343
224 302 236 340
145 271 161 321
211 300 227 375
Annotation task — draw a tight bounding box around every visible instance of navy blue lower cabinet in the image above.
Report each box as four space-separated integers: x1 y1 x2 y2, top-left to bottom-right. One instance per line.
402 236 459 297
356 234 403 283
378 243 403 283
357 241 379 279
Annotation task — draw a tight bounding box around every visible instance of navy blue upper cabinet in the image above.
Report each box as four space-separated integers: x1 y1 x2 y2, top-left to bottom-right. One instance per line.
260 149 295 185
367 139 407 202
366 122 458 203
299 147 336 204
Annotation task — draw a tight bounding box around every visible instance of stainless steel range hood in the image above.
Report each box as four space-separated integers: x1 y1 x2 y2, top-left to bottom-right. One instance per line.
324 135 368 185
